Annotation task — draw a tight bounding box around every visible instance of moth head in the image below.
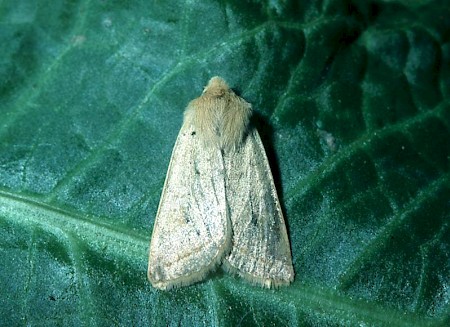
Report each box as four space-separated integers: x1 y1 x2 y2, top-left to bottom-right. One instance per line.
185 77 252 152
203 76 229 97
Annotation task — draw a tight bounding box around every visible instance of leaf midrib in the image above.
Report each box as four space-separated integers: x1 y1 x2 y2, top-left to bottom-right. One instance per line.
0 189 148 270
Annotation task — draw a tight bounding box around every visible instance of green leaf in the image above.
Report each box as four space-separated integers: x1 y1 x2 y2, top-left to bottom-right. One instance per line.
1 0 449 326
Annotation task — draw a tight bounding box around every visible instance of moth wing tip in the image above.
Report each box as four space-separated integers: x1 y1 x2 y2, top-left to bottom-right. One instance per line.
247 276 294 289
222 260 295 289
148 243 231 291
148 274 168 290
149 270 215 291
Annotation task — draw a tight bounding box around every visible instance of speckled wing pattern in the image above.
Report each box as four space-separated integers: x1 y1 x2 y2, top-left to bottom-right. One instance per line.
148 122 230 290
223 128 294 287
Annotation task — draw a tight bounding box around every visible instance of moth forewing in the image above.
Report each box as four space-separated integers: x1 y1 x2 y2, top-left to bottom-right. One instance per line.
222 128 294 287
148 121 230 290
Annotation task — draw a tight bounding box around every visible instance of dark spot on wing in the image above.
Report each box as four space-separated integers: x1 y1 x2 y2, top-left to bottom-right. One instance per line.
251 214 258 226
193 161 200 175
250 195 258 226
154 265 166 281
184 213 191 223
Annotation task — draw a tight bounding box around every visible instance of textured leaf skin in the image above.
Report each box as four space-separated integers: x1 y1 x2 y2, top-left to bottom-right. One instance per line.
0 0 449 326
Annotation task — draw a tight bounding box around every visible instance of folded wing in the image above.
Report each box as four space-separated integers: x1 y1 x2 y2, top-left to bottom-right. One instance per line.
148 122 230 290
223 128 294 287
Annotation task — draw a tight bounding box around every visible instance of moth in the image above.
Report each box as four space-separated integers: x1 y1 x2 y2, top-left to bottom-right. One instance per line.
148 77 294 289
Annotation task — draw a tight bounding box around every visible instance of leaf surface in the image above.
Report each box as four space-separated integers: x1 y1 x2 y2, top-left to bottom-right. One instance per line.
0 0 449 326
